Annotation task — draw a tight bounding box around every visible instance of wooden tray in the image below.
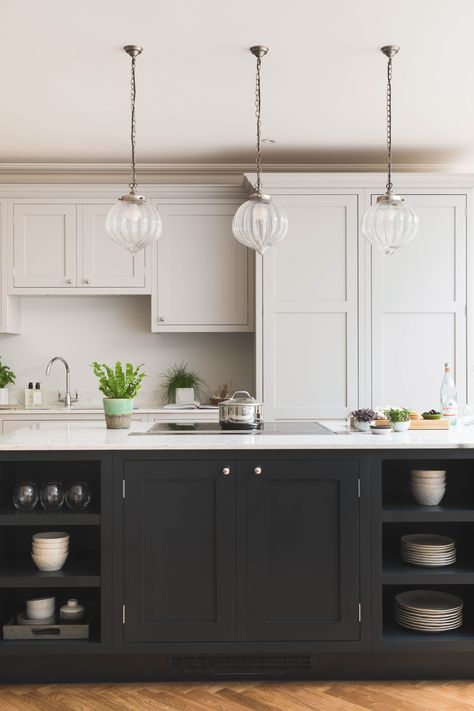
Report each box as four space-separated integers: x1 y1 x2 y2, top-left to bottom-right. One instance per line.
375 418 450 430
3 616 89 640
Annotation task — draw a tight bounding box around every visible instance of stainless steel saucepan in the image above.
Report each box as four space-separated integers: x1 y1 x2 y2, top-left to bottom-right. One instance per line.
219 391 263 430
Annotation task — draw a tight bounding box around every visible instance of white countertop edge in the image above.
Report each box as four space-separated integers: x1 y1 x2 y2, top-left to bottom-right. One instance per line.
0 420 474 450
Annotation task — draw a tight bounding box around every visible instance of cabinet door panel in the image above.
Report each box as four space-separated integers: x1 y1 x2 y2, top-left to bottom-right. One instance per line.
245 459 360 641
80 205 146 288
262 194 359 418
123 459 236 642
13 204 76 288
371 193 467 409
153 204 251 330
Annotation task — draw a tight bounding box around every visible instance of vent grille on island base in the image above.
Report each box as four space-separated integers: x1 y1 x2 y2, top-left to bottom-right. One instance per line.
171 654 311 675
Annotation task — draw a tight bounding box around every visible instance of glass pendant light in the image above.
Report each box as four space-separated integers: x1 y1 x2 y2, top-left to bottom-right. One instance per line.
362 46 418 255
232 46 288 255
106 45 162 255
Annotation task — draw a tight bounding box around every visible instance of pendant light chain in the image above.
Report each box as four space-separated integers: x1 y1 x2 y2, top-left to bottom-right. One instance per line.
386 55 393 193
129 54 137 194
255 54 262 196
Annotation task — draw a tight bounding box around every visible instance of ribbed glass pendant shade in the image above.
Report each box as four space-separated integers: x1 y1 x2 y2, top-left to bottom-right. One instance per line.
106 196 162 256
232 195 288 255
361 194 419 256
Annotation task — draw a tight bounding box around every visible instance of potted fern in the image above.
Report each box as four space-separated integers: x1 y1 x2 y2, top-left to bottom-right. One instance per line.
0 358 15 405
91 361 146 429
161 363 205 405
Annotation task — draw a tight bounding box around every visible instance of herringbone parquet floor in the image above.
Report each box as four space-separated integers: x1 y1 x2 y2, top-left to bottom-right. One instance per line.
0 681 473 711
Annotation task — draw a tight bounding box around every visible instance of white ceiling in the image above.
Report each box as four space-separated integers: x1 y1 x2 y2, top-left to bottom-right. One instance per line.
4 0 474 168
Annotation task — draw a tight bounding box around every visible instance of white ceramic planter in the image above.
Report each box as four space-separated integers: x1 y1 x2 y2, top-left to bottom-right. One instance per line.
354 420 371 432
0 387 8 405
392 420 410 432
175 388 195 404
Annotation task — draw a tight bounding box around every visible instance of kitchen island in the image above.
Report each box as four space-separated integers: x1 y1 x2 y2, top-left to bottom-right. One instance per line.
2 421 474 682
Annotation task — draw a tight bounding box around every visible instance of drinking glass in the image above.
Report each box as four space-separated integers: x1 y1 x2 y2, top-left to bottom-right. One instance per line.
40 481 65 511
65 481 91 511
12 480 39 511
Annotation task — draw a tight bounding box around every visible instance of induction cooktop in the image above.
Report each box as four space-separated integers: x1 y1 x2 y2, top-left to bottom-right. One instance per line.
129 421 336 435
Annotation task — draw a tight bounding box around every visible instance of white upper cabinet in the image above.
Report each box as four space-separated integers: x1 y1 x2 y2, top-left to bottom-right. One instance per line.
370 192 467 410
9 201 149 294
0 200 19 333
152 203 253 332
79 204 147 290
12 204 76 288
260 193 360 419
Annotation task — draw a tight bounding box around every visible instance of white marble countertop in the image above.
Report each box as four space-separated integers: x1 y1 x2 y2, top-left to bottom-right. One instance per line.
1 420 474 450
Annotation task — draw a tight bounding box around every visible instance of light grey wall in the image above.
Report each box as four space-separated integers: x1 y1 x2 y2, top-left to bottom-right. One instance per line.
0 297 255 407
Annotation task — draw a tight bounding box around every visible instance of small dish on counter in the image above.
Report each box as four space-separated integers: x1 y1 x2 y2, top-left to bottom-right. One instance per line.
370 425 392 435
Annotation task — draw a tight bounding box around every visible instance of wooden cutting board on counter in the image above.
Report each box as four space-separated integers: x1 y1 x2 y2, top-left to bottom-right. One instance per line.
375 418 450 430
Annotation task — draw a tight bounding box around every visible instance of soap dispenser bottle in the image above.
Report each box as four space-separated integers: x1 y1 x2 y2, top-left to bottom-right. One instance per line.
24 382 34 410
33 382 42 408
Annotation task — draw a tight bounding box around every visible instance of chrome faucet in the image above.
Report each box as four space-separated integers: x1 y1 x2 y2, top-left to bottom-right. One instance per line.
45 356 78 408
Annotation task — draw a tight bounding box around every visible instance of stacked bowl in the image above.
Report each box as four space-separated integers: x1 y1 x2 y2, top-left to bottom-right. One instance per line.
31 531 70 572
410 470 446 506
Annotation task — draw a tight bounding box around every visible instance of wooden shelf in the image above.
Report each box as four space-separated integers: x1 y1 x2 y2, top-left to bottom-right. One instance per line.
0 510 100 526
382 555 474 584
382 504 474 522
0 557 100 588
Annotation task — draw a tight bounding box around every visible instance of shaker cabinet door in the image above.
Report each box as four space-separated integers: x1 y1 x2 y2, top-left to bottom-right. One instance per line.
152 203 253 331
244 458 360 641
261 194 360 419
123 459 236 642
12 203 76 288
80 204 147 290
370 193 467 410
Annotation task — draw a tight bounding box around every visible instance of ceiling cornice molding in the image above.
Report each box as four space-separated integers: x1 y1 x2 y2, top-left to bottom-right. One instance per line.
0 162 473 184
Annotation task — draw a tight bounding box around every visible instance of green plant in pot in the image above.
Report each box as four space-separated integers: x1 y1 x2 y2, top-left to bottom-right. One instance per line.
161 362 205 405
91 361 145 429
0 358 15 405
384 407 411 432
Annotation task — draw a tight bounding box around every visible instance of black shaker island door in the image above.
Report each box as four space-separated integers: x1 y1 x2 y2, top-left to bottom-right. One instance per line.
245 458 360 641
123 459 236 643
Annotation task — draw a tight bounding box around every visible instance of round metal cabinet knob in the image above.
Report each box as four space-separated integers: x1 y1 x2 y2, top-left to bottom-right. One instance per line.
254 467 262 476
159 317 165 322
222 467 230 476
66 279 73 285
84 278 91 284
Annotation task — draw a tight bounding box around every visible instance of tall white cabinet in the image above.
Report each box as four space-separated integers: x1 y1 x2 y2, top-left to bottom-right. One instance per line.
371 192 468 410
261 193 360 419
253 174 472 419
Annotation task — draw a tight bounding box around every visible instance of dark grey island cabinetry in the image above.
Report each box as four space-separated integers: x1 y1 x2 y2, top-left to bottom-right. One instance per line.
4 446 474 681
121 455 362 647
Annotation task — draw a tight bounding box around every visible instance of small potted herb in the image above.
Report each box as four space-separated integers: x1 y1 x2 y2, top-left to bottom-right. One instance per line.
161 363 205 405
0 358 15 405
91 361 146 429
384 407 411 432
351 408 377 432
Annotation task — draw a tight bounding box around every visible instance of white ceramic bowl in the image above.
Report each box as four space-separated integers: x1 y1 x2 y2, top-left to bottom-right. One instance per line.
31 543 69 553
32 552 68 572
411 483 446 492
26 596 55 620
411 470 446 478
32 532 70 543
410 488 446 506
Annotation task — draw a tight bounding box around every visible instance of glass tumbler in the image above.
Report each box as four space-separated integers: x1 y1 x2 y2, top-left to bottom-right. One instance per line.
40 481 65 511
12 480 39 511
65 481 91 511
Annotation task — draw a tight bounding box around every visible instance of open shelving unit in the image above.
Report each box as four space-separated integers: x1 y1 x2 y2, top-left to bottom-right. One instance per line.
373 455 474 650
0 453 111 654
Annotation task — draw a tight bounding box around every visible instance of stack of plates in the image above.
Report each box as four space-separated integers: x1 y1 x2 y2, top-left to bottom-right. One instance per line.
394 590 463 632
400 534 456 567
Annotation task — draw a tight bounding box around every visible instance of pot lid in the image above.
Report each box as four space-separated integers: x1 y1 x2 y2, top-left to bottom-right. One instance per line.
220 390 262 406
